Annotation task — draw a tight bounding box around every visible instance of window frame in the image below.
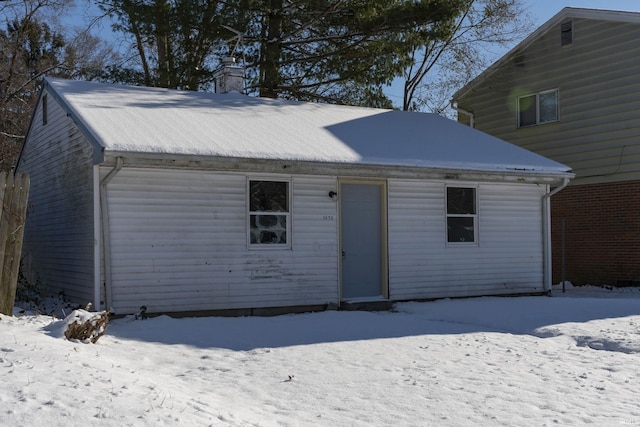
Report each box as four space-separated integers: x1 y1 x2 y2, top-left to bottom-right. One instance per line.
247 177 292 250
445 185 478 246
517 89 559 128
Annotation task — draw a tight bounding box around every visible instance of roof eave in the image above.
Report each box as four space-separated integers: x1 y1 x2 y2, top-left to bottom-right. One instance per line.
102 151 574 185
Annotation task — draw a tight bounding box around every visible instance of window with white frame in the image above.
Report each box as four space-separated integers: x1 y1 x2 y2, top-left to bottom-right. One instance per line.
248 179 290 247
518 89 558 127
446 186 477 244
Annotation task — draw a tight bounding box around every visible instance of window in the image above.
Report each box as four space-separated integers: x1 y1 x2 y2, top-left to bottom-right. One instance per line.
518 89 558 127
42 94 48 125
561 20 572 46
248 180 290 247
446 187 477 244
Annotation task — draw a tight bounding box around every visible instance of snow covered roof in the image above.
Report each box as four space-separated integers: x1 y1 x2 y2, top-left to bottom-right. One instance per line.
452 7 640 102
45 77 571 176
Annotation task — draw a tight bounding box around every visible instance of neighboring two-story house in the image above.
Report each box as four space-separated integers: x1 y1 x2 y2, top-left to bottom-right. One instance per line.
451 8 640 286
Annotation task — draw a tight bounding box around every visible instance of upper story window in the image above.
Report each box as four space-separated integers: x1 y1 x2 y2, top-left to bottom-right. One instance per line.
248 179 291 248
561 20 573 46
518 89 558 128
42 94 48 125
446 186 477 244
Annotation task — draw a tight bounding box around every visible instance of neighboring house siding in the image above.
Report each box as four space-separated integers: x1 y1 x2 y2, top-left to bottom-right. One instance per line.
458 18 640 186
455 13 640 286
17 92 96 303
388 180 545 300
103 168 339 314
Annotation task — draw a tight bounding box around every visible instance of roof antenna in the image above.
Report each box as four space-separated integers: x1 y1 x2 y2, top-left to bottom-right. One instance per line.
214 26 247 94
222 25 246 60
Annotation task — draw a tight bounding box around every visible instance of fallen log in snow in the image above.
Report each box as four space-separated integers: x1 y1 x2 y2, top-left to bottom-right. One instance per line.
63 309 109 343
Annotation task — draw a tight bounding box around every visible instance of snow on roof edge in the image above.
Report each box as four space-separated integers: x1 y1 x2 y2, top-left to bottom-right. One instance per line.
45 77 572 177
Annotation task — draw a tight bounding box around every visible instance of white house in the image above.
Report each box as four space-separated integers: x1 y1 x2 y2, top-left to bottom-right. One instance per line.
16 77 572 316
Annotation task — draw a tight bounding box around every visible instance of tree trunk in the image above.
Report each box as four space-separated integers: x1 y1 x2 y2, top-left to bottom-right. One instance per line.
259 0 283 98
155 0 174 88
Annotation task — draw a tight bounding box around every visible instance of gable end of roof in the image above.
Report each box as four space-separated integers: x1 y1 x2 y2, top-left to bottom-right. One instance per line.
44 78 105 164
451 7 640 103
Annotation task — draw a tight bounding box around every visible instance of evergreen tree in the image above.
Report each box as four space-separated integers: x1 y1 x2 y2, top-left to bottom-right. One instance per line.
247 0 466 103
100 0 467 105
99 0 237 90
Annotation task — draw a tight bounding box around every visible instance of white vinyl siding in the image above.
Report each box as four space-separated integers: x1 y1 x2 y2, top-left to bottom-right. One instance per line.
17 91 96 304
102 168 339 314
104 172 549 312
388 180 545 301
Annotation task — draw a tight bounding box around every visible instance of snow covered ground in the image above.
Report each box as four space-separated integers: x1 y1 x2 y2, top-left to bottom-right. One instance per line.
2 283 640 426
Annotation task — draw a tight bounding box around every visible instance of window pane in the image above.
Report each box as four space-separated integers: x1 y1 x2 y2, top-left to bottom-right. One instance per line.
250 214 287 244
447 217 475 243
250 181 289 212
518 95 536 127
539 91 558 123
447 187 476 214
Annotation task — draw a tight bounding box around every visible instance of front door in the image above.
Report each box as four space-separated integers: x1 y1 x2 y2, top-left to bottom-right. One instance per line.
340 182 387 300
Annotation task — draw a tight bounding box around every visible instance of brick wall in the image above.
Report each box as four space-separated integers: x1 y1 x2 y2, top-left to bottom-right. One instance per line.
551 181 640 285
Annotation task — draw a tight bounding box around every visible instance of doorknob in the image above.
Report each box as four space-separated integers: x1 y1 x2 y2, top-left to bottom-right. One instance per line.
342 249 346 258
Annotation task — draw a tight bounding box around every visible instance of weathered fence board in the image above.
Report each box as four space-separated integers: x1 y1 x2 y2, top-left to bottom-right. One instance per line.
0 172 30 315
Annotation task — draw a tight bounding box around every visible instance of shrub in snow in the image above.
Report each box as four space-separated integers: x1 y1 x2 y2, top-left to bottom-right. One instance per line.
63 309 109 343
14 264 74 317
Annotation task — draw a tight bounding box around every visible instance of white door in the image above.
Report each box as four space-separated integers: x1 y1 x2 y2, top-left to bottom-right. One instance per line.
340 182 386 299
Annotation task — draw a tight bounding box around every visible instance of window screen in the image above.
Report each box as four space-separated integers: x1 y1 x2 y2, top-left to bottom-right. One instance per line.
539 91 558 123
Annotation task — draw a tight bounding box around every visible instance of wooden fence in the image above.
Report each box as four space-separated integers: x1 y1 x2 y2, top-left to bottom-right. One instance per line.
0 172 30 315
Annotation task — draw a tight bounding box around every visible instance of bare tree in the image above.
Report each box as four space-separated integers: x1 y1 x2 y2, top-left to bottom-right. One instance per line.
0 0 118 170
402 0 532 114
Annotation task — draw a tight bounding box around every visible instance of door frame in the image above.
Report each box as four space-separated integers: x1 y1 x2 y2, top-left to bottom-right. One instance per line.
338 178 389 301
